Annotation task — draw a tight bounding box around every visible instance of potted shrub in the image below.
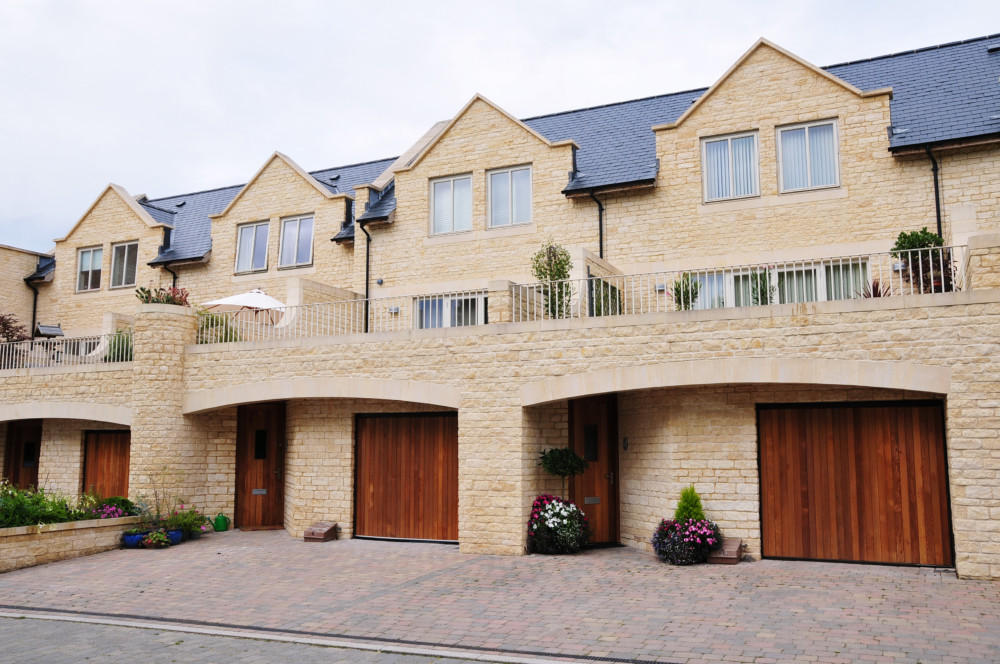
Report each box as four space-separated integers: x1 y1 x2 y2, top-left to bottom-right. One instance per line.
891 227 953 293
122 526 149 549
141 529 171 549
650 485 723 565
527 494 590 554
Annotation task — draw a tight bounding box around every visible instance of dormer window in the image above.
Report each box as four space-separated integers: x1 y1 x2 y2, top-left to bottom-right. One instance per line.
76 247 103 292
431 174 472 235
110 241 139 288
235 221 269 273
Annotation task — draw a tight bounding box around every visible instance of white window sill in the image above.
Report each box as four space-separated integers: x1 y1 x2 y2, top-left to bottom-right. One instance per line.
697 186 848 214
424 223 536 247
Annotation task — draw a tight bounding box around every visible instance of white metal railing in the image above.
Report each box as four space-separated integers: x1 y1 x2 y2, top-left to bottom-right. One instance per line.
512 246 968 322
196 289 489 344
0 331 133 370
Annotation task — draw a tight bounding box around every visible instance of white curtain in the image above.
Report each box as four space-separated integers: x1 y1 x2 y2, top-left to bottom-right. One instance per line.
252 224 268 270
236 227 254 272
781 128 808 190
123 243 137 285
280 219 297 266
826 260 867 300
705 140 730 200
490 172 510 226
731 136 757 197
453 177 472 231
809 124 837 187
512 168 531 224
295 217 313 264
777 267 818 304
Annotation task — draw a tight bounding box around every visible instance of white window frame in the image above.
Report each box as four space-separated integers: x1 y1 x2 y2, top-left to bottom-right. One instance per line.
413 293 486 329
110 241 139 289
701 131 760 203
76 246 103 292
776 119 841 193
487 165 532 228
430 174 473 236
234 221 270 274
278 214 314 268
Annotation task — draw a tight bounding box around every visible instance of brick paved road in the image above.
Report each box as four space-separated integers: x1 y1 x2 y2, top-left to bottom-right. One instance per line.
0 616 487 664
0 531 997 663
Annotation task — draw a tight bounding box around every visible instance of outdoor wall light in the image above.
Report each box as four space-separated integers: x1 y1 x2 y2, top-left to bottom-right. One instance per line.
388 306 400 314
654 283 667 293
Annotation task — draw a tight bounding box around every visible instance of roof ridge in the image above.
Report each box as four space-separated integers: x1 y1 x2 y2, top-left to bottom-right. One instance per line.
139 200 177 215
824 31 1000 69
308 155 399 175
521 87 709 122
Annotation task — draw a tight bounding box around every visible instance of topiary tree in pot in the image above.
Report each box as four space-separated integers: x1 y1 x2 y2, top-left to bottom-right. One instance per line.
891 227 953 293
538 447 588 501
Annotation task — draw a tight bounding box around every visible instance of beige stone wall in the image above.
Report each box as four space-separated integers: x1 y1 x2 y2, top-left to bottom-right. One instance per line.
0 245 43 331
941 143 1000 244
366 98 592 296
175 157 357 307
0 516 139 573
53 189 169 336
616 384 937 558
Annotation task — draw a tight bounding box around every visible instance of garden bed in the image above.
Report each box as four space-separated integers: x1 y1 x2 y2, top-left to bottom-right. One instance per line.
0 516 140 573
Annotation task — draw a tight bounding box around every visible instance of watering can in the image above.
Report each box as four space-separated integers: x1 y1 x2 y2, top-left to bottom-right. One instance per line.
213 513 231 532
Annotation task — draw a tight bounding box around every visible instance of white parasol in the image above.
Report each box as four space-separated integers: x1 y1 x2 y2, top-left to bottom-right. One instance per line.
202 289 286 324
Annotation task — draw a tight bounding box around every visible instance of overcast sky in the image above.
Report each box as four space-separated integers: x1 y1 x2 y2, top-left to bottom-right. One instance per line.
1 1 997 253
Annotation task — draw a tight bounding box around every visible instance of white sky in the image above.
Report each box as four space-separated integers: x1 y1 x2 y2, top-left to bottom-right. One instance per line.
1 0 998 253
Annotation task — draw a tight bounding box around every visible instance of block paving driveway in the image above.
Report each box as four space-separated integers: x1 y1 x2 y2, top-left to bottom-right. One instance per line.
0 531 997 663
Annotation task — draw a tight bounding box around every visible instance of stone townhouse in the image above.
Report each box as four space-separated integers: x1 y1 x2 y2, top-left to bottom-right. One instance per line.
2 34 1000 579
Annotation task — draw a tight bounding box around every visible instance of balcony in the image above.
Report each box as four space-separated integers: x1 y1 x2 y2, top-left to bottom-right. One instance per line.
0 331 133 371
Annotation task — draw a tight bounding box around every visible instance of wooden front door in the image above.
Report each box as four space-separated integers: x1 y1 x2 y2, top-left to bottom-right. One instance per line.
83 431 131 498
569 395 620 544
355 413 458 541
759 402 952 566
236 403 286 529
4 420 42 490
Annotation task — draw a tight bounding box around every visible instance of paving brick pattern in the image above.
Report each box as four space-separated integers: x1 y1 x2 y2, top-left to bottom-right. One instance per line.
0 617 484 664
0 532 998 663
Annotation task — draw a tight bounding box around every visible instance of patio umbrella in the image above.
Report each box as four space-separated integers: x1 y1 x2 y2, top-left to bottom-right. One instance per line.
202 289 287 324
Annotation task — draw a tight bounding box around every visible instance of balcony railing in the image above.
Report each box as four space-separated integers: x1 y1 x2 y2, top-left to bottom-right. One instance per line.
0 331 133 370
512 246 968 322
196 289 489 344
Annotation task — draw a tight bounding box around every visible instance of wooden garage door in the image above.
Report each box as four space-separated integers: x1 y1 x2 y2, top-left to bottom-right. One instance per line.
355 414 458 541
759 402 952 566
83 431 131 499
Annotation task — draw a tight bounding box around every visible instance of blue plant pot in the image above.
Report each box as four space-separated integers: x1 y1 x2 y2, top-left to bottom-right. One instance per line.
122 531 148 549
166 529 183 546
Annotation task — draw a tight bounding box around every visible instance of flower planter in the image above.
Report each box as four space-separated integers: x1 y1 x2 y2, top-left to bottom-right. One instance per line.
122 531 149 549
165 529 183 545
142 540 169 549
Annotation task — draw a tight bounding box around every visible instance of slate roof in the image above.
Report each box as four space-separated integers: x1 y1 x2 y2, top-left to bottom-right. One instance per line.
137 33 998 263
530 32 1000 193
24 254 56 282
147 157 397 264
139 201 177 226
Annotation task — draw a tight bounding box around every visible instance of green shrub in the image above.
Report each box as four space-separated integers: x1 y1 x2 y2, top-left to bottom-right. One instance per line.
104 330 133 362
530 240 573 319
538 447 588 478
135 286 190 306
527 495 590 554
198 311 241 344
100 496 138 516
0 481 88 528
674 485 706 522
890 227 954 293
673 273 701 310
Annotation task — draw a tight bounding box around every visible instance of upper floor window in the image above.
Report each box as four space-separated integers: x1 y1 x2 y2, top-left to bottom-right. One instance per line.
489 166 532 227
279 215 314 268
431 174 472 235
414 293 486 329
76 247 102 292
110 241 139 289
236 221 269 273
778 120 839 192
702 132 759 202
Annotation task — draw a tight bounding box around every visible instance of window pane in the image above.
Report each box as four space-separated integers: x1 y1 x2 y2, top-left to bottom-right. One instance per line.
416 298 444 329
808 124 837 187
296 217 313 264
695 273 726 310
433 181 452 234
451 297 478 326
90 249 102 289
124 243 137 286
237 226 254 272
826 261 868 300
280 220 297 266
705 140 730 200
490 171 510 226
512 168 531 224
253 224 269 270
78 251 90 290
111 245 126 287
453 177 472 231
731 136 757 197
777 268 817 304
781 128 808 190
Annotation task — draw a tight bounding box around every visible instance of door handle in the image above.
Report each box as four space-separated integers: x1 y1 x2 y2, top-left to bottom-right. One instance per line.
605 473 614 485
